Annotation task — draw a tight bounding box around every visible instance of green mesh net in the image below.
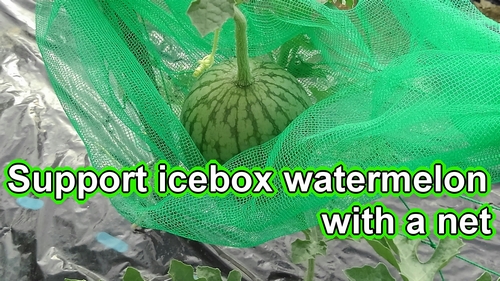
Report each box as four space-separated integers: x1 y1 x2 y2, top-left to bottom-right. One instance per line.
34 0 500 248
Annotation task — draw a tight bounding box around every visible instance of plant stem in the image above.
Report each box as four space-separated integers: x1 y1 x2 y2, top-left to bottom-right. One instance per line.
304 226 321 281
305 258 315 281
233 5 253 87
211 28 221 57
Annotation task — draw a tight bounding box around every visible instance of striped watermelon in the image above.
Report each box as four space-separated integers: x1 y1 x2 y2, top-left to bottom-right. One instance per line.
181 57 312 164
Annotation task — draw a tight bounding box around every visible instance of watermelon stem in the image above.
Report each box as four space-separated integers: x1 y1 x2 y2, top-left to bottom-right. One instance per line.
233 5 253 87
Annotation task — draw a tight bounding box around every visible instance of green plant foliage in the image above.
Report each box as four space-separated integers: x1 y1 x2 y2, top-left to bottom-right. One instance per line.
359 236 465 281
123 267 145 281
395 236 464 281
195 266 224 281
344 263 396 281
168 260 201 281
476 272 500 281
291 238 328 264
187 0 236 37
168 259 242 281
364 238 401 270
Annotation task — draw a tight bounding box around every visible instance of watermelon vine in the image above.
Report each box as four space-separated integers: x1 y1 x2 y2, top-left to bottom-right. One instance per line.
182 0 312 164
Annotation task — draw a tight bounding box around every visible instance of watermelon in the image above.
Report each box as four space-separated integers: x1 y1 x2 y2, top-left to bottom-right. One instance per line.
181 4 312 164
181 58 312 163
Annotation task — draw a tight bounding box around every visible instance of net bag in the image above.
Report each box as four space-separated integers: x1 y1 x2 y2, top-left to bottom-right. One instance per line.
34 0 500 247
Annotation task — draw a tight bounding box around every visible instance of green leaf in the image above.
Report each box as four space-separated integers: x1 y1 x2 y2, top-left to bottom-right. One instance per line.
326 236 357 242
364 238 400 271
123 267 146 281
227 270 243 281
394 236 464 281
344 263 396 281
195 266 223 281
385 237 400 256
168 260 206 281
187 0 236 37
476 272 500 281
477 272 493 281
290 238 328 264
